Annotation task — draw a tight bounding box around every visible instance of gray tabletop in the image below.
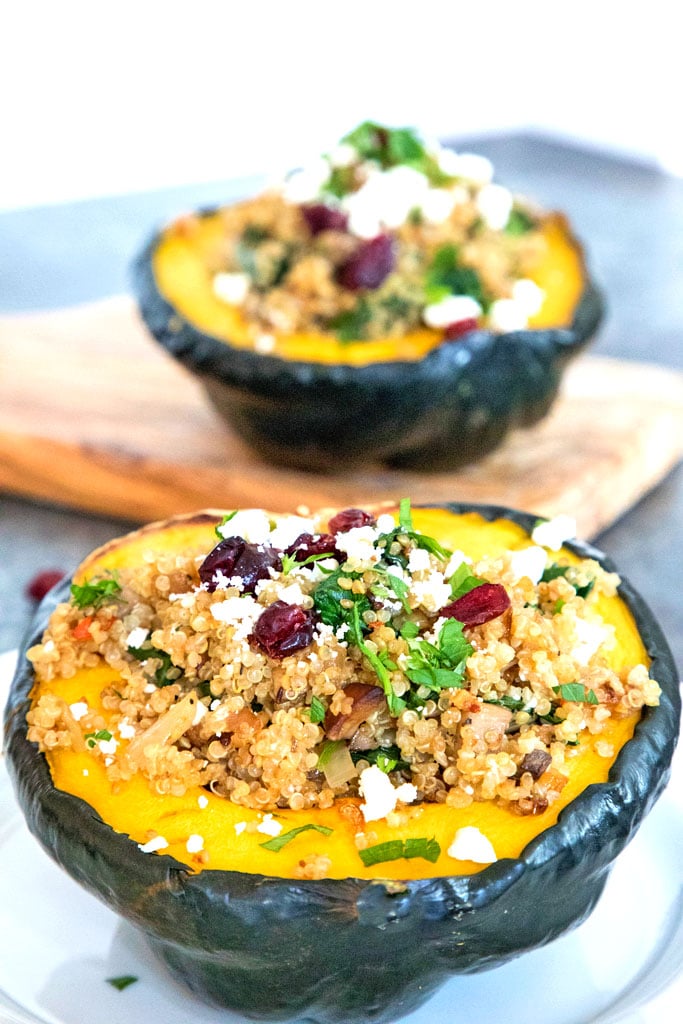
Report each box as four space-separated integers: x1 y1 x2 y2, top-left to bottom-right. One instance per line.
1 134 681 672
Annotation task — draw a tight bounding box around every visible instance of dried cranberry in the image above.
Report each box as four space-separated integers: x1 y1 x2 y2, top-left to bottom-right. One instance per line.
328 508 377 533
441 583 511 627
301 203 348 235
285 532 340 561
199 538 282 593
252 601 314 659
443 317 479 341
336 234 395 291
25 569 65 602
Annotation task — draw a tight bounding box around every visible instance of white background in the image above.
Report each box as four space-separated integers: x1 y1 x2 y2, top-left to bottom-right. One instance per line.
1 0 679 211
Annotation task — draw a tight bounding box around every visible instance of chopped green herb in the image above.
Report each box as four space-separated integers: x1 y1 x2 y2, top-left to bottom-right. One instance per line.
259 823 333 852
106 975 138 991
308 695 326 724
448 562 485 601
85 729 113 749
405 618 473 693
324 164 356 199
505 208 536 236
196 680 215 699
329 297 372 342
553 683 599 704
554 599 566 615
400 620 420 640
215 510 238 537
70 574 121 610
424 244 489 309
351 744 409 773
313 570 372 631
128 644 179 688
281 550 336 575
350 604 405 716
378 498 451 564
358 836 440 867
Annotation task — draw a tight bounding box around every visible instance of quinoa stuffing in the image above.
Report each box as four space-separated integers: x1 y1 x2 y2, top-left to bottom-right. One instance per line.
27 502 660 832
199 121 551 342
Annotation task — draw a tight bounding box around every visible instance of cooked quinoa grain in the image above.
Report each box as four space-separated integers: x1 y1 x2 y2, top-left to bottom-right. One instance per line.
28 505 660 822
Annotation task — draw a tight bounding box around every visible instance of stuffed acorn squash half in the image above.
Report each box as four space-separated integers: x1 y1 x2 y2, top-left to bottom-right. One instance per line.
133 122 604 471
4 501 677 1024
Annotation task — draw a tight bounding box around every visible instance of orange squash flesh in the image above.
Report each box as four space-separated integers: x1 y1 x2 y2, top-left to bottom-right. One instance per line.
36 510 644 881
152 212 585 367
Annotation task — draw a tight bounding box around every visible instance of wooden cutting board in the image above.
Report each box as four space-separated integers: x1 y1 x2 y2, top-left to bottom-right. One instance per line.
1 296 682 538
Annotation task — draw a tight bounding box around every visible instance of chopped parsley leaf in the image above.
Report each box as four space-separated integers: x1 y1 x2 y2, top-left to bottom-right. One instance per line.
378 498 451 564
505 208 536 236
70 574 122 610
448 562 485 601
106 975 139 991
541 564 595 600
329 297 371 342
128 644 179 687
405 618 473 693
553 683 599 704
313 570 372 631
85 729 113 749
424 244 489 309
308 695 326 724
351 744 409 773
358 836 440 867
259 823 333 852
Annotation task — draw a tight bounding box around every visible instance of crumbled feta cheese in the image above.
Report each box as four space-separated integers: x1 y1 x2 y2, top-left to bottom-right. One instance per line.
476 183 513 230
98 738 118 756
138 835 169 854
269 515 316 550
411 571 452 613
444 149 491 184
329 142 357 168
143 682 157 693
125 626 149 649
314 622 337 646
512 278 546 317
488 298 529 332
335 623 350 642
104 757 114 767
209 699 220 711
213 570 244 592
82 769 89 777
359 766 418 822
254 333 276 354
211 594 264 641
531 515 577 551
509 546 547 584
407 547 432 573
447 826 497 864
277 581 307 606
343 164 430 236
169 589 200 607
69 701 89 721
256 813 282 837
419 187 458 223
335 525 381 572
217 509 271 543
43 639 55 653
186 834 205 854
192 700 207 726
198 795 209 809
234 821 247 835
118 718 136 740
423 294 482 329
375 513 396 535
572 617 610 665
213 271 250 305
281 159 331 203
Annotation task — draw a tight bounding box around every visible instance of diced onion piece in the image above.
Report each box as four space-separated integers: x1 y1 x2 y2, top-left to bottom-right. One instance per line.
322 743 358 789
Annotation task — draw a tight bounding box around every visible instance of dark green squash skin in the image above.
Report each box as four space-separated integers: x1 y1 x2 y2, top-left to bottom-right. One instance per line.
3 504 678 1024
132 213 605 472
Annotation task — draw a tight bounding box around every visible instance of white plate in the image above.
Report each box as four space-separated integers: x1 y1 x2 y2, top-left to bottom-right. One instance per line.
1 647 682 1024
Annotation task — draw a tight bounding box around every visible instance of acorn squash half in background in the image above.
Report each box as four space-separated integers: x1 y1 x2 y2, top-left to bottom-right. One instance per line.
132 122 604 471
3 502 678 1024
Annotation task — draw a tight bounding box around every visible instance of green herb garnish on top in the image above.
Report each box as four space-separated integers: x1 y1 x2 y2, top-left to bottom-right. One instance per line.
70 574 122 610
259 823 334 852
358 836 441 867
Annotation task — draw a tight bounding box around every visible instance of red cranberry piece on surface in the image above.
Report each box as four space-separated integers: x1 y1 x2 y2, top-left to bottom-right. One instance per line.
337 234 395 291
199 538 282 593
328 508 377 534
285 533 340 561
199 537 246 591
25 569 65 602
252 600 315 659
441 583 511 627
443 317 479 342
301 203 349 235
